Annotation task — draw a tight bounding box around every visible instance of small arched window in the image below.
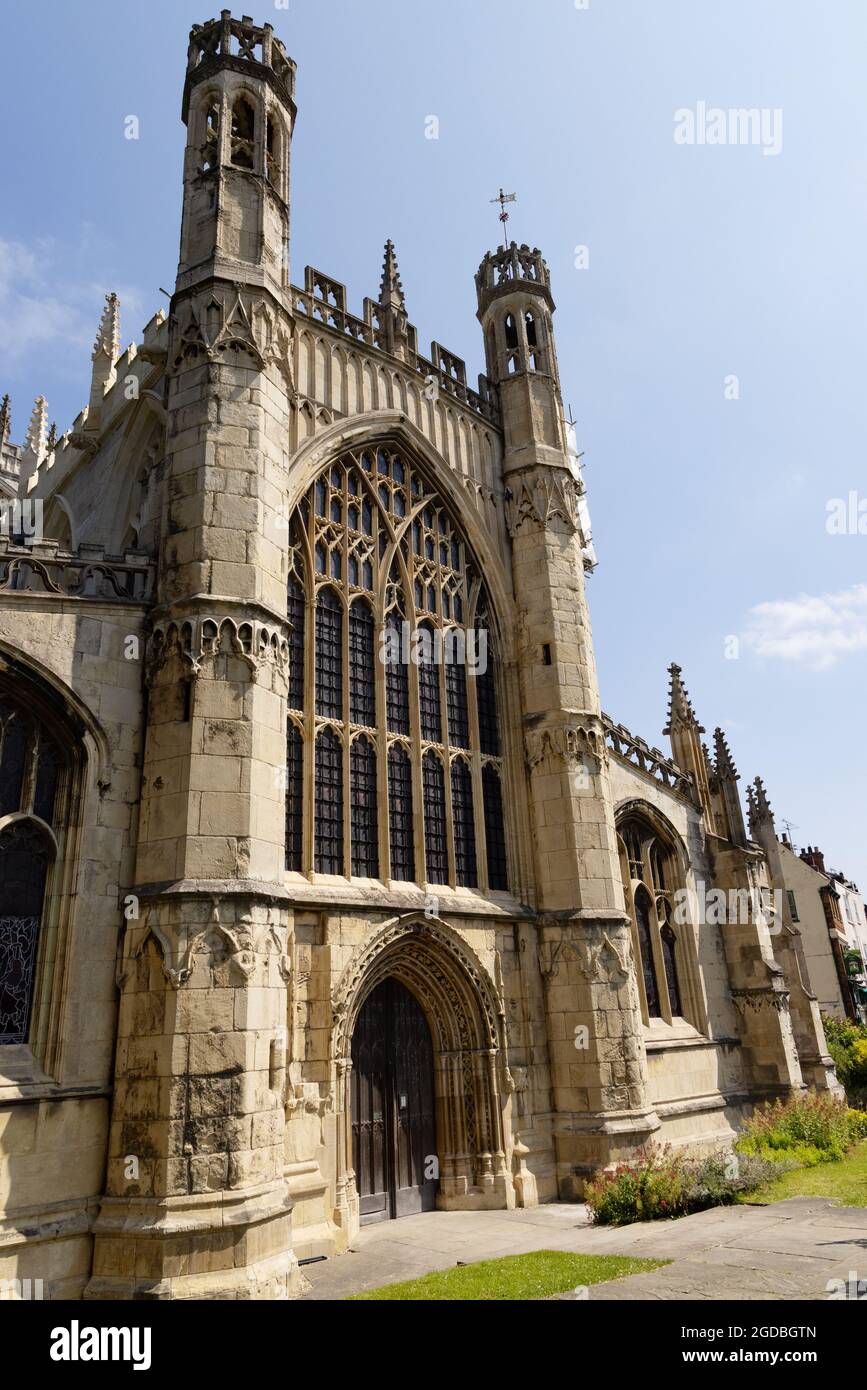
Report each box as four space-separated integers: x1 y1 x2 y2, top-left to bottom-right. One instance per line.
201 98 220 172
230 96 255 169
266 113 282 187
504 314 519 374
617 812 695 1028
525 311 540 370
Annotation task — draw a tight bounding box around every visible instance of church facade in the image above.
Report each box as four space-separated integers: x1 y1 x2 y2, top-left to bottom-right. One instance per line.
0 12 839 1300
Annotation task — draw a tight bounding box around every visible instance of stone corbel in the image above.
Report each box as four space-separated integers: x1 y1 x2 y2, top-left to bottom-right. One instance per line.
524 718 607 776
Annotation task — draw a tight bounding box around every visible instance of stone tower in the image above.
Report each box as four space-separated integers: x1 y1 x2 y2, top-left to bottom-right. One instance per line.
476 244 659 1195
87 13 300 1298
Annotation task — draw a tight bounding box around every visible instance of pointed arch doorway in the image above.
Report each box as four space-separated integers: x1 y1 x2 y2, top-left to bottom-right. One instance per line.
350 977 438 1223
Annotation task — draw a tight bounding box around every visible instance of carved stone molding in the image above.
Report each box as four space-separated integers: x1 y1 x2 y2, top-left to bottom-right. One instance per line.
524 718 607 775
730 986 790 1014
538 926 631 985
504 472 582 537
146 614 289 684
122 899 291 990
171 286 291 376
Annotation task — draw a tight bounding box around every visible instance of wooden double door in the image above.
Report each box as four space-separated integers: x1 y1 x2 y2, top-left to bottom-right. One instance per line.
351 977 438 1223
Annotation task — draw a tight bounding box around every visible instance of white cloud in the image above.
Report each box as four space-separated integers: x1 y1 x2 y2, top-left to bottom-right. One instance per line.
0 236 147 372
742 584 867 670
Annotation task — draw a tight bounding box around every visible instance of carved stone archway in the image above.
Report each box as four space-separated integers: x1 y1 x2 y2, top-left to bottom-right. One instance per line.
331 915 513 1234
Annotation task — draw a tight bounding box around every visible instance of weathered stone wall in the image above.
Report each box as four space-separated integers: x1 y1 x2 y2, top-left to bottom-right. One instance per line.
0 593 148 1297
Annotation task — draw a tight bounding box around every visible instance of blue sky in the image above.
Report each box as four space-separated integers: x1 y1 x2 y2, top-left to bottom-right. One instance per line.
2 0 865 885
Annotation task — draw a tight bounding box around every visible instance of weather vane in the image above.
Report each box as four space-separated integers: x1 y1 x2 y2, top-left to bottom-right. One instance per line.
490 188 517 250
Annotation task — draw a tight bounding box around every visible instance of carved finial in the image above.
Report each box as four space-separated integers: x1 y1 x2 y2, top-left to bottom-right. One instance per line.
93 291 121 366
748 775 773 835
702 741 715 779
379 240 406 311
24 395 48 462
664 662 704 734
0 394 10 448
713 727 739 780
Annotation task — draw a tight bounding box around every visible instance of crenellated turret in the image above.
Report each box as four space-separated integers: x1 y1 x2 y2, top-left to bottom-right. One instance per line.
177 10 296 300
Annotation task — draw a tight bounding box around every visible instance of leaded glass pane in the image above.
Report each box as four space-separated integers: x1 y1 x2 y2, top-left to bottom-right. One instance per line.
350 736 378 877
348 600 376 727
422 752 447 884
315 587 343 719
285 722 303 871
387 744 414 881
635 888 661 1018
446 650 469 749
286 572 305 711
314 729 343 874
385 611 410 735
483 765 508 890
418 624 441 743
451 758 477 887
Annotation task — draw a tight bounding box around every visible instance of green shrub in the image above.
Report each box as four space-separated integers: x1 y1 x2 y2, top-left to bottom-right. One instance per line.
585 1145 783 1225
735 1090 866 1163
585 1145 691 1225
585 1093 867 1227
821 1014 867 1099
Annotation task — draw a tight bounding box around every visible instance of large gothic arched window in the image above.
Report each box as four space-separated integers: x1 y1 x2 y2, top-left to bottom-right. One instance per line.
284 443 509 892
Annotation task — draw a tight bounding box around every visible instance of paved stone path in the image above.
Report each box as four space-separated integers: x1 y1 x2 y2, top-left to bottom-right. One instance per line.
300 1197 867 1300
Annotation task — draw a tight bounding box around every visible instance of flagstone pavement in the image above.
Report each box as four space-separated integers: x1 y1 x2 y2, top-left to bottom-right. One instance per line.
299 1197 867 1300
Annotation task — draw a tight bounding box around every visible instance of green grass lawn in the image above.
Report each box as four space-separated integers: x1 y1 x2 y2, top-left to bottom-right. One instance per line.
739 1140 867 1206
347 1249 668 1301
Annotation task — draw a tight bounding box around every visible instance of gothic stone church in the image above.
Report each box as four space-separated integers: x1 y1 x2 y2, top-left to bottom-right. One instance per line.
0 13 840 1299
